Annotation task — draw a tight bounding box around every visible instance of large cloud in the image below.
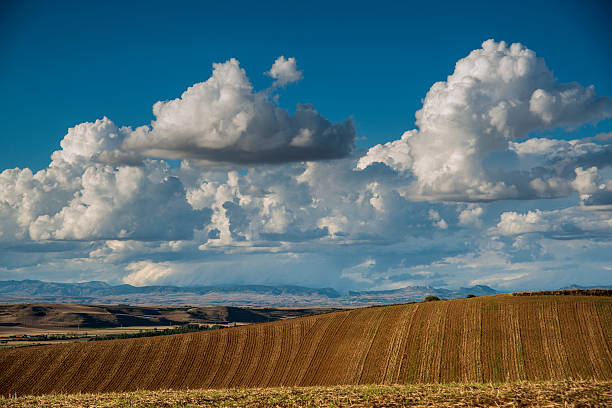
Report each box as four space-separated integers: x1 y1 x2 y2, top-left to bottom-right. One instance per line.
28 163 207 241
123 58 354 165
50 118 140 166
359 39 612 201
0 154 208 242
0 56 354 243
497 206 612 238
185 157 420 248
1 42 611 292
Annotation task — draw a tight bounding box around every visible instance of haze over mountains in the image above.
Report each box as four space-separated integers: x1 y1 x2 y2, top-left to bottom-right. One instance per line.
0 280 498 306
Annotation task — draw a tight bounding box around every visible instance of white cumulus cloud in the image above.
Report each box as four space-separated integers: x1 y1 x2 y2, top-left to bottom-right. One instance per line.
123 58 354 165
459 205 484 227
123 260 176 286
1 42 611 292
359 39 612 201
51 117 141 166
266 56 303 87
497 207 612 238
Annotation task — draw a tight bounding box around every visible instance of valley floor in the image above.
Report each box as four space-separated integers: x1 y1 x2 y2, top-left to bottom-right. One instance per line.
1 381 610 407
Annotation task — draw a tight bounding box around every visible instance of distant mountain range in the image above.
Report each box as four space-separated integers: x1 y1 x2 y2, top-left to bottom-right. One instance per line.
0 279 500 306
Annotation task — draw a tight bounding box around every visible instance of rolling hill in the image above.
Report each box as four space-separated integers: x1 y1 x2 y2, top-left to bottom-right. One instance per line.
0 303 339 330
0 294 610 396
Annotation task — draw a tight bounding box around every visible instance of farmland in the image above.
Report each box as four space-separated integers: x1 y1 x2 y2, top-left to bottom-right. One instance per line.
0 303 339 348
0 294 610 396
0 303 340 332
1 381 610 407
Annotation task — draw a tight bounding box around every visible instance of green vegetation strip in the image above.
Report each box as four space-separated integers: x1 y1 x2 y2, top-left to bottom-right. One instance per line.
7 333 82 342
89 324 223 341
1 381 609 407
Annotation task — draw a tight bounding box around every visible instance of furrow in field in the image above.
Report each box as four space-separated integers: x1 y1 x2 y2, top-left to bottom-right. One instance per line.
176 332 210 389
578 300 610 379
314 308 370 385
0 294 610 397
196 329 229 389
164 333 198 389
229 324 261 387
283 313 336 386
359 306 400 384
75 341 124 392
267 318 297 386
108 336 148 392
510 302 526 380
189 330 220 389
0 347 41 394
257 322 282 387
397 303 425 382
355 306 388 384
595 300 612 376
208 326 243 388
414 301 447 382
299 310 353 386
300 307 372 386
385 303 418 384
519 299 546 380
10 344 68 395
276 317 313 386
216 326 249 388
438 299 463 383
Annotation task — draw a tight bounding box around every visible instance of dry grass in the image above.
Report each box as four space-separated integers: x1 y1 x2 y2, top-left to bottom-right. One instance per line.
1 295 610 396
1 381 610 407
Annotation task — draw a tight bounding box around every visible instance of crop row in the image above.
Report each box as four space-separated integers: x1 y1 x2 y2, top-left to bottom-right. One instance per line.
0 294 610 396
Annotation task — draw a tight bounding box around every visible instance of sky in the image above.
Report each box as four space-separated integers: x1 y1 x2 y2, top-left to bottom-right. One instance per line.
0 0 611 292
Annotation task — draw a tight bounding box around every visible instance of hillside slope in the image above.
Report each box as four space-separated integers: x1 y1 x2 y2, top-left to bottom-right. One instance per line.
0 303 339 330
0 294 610 396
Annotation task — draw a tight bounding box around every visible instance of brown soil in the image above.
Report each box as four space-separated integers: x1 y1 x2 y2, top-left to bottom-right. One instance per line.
0 303 339 333
0 294 610 396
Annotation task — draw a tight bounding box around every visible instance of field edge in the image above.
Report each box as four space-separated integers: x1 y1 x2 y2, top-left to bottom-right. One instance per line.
1 380 610 408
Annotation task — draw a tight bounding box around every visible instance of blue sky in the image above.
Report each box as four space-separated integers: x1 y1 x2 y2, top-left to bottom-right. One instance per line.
2 0 610 170
0 1 611 291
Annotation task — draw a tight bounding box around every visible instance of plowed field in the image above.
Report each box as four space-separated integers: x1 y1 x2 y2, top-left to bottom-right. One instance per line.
1 294 610 396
